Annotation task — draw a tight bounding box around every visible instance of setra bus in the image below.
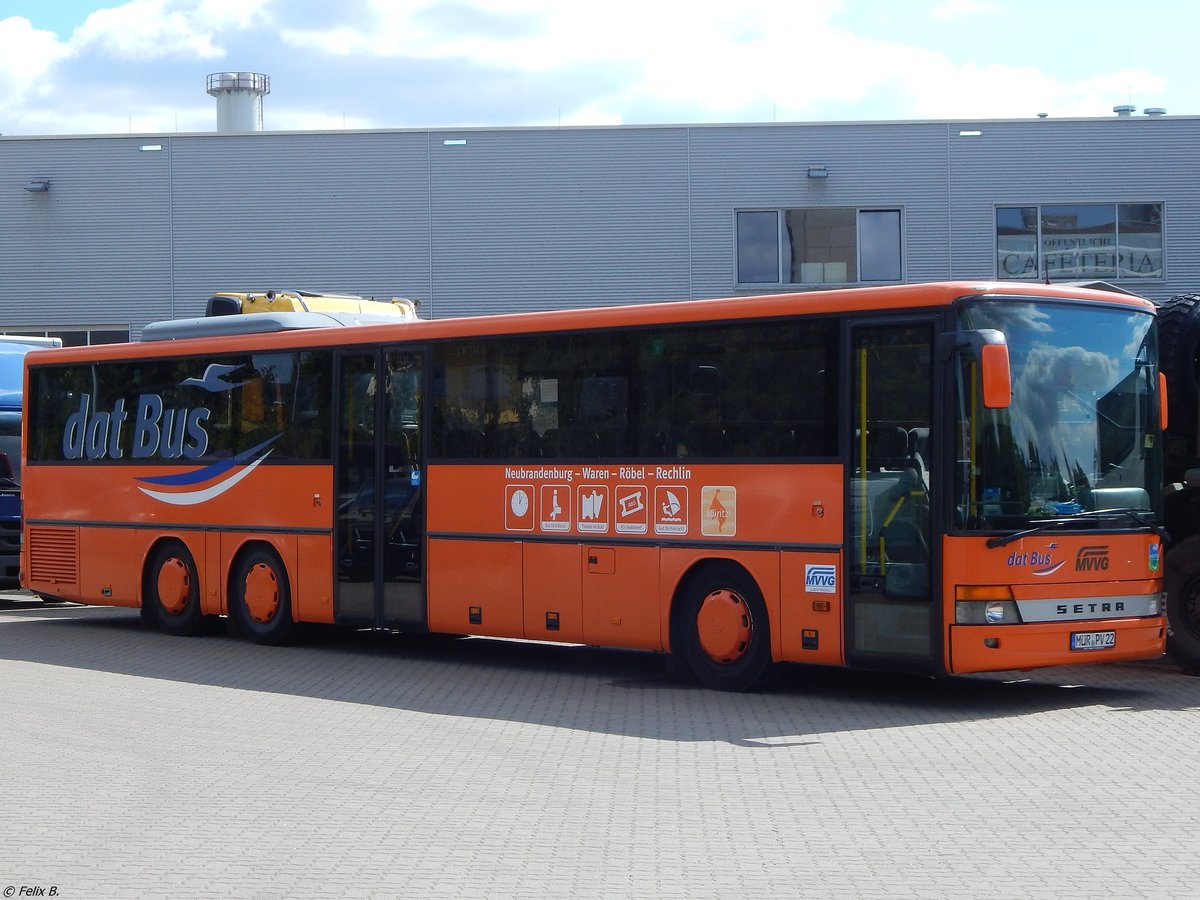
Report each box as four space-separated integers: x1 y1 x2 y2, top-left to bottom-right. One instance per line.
21 282 1167 689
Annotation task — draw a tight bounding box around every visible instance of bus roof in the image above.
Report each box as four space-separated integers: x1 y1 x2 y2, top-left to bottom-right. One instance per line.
26 281 1156 366
142 309 419 341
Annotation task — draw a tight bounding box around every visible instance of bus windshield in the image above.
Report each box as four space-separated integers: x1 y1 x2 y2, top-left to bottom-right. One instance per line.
955 298 1160 531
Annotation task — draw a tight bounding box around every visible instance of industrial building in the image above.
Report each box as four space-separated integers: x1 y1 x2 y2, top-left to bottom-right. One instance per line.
0 73 1194 343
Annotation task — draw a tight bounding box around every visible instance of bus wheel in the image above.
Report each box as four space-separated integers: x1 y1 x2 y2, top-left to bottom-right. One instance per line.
1165 536 1200 669
145 541 204 636
675 564 773 691
230 547 294 646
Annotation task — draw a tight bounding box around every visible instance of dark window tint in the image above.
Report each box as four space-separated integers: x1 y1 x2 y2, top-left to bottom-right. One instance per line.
431 318 838 461
28 351 331 463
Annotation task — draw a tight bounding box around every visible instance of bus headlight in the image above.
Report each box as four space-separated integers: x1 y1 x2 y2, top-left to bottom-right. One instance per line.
955 600 1021 624
984 602 1012 624
955 586 1021 624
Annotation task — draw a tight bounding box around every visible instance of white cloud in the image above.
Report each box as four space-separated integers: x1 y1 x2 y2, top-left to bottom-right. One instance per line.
280 24 370 58
0 16 74 107
268 109 375 132
195 0 273 31
932 0 999 18
0 0 1187 135
70 0 272 61
894 56 1167 119
275 0 1148 126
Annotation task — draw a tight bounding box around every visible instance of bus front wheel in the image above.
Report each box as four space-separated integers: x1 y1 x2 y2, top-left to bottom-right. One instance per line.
229 546 294 646
144 541 204 636
674 563 774 692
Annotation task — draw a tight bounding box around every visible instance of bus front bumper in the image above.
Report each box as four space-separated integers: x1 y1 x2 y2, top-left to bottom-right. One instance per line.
949 616 1165 674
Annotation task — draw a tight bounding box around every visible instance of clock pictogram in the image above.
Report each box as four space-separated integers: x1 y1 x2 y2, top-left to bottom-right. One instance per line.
510 489 530 516
505 484 534 531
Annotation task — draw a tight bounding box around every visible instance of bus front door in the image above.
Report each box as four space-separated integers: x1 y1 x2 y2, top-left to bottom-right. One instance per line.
336 349 426 630
846 323 940 671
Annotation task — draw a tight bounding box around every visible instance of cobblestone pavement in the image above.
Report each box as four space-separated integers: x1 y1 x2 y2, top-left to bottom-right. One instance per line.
1 592 1198 899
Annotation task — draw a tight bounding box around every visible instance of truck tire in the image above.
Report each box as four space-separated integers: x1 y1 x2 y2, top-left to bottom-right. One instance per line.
1164 534 1200 669
1157 292 1200 447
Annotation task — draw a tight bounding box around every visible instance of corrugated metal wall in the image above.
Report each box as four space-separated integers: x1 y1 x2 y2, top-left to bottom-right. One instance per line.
1 115 1196 334
427 126 691 316
169 131 433 320
1 137 172 331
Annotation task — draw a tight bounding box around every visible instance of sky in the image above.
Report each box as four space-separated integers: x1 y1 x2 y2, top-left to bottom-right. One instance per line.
0 0 1196 136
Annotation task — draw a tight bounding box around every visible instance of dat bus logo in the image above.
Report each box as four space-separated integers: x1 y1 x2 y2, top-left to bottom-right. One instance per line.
1005 543 1066 577
61 393 211 461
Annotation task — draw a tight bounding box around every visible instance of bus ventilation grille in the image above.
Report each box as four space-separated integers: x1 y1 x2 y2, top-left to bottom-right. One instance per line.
28 527 79 584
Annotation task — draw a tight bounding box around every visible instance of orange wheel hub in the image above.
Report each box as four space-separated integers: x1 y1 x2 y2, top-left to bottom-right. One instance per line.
156 558 190 615
243 563 280 624
696 588 752 664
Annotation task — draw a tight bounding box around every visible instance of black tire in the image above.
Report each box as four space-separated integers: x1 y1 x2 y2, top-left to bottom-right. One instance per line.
229 546 294 646
1157 292 1200 451
672 563 774 692
1165 535 1200 668
144 540 205 636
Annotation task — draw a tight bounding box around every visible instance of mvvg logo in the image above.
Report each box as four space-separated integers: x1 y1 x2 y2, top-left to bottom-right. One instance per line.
804 563 837 594
1075 546 1110 572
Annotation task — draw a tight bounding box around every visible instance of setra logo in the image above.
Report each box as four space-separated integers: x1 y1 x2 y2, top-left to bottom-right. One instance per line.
1075 545 1110 572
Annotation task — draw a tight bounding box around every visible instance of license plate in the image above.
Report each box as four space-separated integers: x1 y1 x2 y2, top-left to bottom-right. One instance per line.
1070 630 1116 651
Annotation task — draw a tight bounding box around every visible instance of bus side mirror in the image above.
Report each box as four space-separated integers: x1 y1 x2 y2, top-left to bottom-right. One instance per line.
980 343 1011 410
1160 371 1169 431
943 329 1011 409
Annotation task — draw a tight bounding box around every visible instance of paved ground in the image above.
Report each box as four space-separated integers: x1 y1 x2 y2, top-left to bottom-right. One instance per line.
0 590 1198 899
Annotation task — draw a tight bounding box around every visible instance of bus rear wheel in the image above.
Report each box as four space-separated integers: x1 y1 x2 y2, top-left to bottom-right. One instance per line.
230 546 294 646
144 541 204 636
674 564 773 691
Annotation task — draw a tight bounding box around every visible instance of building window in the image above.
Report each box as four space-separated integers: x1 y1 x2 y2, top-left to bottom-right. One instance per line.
736 208 903 286
736 211 779 284
0 327 129 346
995 203 1163 280
858 210 902 282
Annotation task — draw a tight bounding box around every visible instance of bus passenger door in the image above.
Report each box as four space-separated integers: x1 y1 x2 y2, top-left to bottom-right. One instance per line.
846 323 940 671
336 349 426 630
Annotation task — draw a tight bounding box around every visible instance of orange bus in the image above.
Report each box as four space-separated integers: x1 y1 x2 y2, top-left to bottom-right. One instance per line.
21 281 1167 690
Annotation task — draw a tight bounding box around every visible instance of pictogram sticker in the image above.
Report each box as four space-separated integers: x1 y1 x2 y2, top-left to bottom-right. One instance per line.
701 485 736 536
539 484 572 532
615 485 648 534
654 486 688 535
505 484 534 531
577 485 610 533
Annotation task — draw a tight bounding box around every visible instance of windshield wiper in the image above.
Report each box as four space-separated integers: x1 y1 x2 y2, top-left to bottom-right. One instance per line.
986 507 1161 549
